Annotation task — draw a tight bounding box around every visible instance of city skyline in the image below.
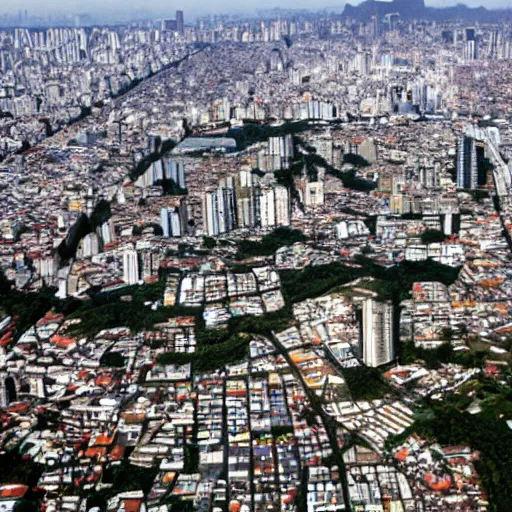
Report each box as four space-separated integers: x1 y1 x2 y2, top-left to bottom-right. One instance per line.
2 0 512 20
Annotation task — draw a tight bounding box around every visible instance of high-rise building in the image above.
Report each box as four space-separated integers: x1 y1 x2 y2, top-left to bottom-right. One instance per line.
161 207 171 237
161 19 177 32
354 52 372 76
303 181 325 207
464 39 478 61
176 10 184 35
465 27 476 42
259 186 290 227
165 159 186 188
371 15 380 39
360 299 395 367
100 221 114 245
161 206 183 237
123 247 139 285
257 134 294 171
78 233 100 258
456 136 480 189
419 164 439 189
488 30 499 60
269 48 284 72
204 177 237 236
387 13 400 32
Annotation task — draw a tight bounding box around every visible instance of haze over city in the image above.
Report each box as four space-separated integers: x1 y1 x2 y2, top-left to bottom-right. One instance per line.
1 0 512 19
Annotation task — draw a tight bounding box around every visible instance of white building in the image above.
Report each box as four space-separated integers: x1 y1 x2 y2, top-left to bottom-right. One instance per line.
360 299 394 367
123 247 139 285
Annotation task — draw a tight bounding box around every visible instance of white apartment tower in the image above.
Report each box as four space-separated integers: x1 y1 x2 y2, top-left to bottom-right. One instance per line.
360 299 395 367
123 247 139 285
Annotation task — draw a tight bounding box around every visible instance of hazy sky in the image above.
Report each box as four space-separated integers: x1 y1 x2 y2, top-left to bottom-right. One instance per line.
2 0 512 19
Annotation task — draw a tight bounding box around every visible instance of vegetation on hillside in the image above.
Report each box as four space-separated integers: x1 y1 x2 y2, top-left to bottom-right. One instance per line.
226 120 310 151
236 227 306 260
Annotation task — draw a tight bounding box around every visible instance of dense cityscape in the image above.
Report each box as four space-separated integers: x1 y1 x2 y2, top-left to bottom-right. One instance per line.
1 0 512 511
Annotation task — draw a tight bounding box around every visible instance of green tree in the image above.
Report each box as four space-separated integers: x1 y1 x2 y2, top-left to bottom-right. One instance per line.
421 229 447 244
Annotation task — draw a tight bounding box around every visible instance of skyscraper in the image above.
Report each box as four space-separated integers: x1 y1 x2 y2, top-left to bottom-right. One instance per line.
165 159 186 188
176 10 184 35
465 27 476 42
161 207 170 237
161 207 183 237
204 178 237 236
489 30 499 60
464 40 478 61
456 136 479 189
360 299 395 367
371 15 380 40
123 247 139 285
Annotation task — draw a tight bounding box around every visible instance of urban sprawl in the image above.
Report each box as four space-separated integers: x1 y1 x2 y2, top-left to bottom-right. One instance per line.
1 1 512 512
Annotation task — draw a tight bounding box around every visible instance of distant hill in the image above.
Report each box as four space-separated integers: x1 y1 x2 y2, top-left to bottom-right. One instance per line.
342 0 512 22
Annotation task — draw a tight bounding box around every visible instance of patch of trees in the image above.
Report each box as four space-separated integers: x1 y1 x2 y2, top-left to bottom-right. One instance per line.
158 308 294 372
202 237 216 249
90 199 111 230
157 332 249 372
0 274 81 344
67 299 199 339
280 258 461 306
280 262 366 305
342 153 371 168
236 227 306 259
84 463 158 510
401 213 423 220
459 188 491 203
155 178 187 196
58 199 112 262
227 307 293 337
295 139 375 192
0 448 43 488
338 169 376 191
57 213 93 262
403 398 512 512
65 279 202 339
400 341 488 370
226 120 310 151
100 351 126 368
38 118 53 137
420 229 447 244
343 365 394 401
0 109 14 119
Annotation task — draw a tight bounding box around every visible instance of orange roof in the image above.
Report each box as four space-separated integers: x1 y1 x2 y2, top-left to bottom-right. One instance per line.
424 473 452 491
122 412 146 424
226 389 246 397
0 485 29 499
110 445 125 461
395 448 409 461
92 433 115 446
8 402 30 414
50 335 76 348
0 334 12 347
36 312 64 327
84 446 107 458
161 472 176 485
122 499 143 512
77 369 91 380
95 375 113 387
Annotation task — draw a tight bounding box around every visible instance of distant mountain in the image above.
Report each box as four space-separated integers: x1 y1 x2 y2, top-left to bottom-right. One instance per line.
342 0 512 22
